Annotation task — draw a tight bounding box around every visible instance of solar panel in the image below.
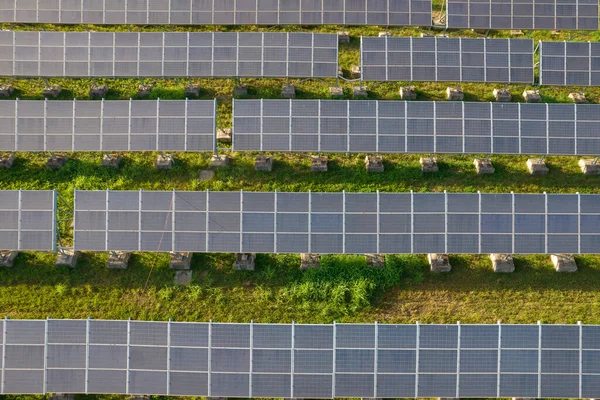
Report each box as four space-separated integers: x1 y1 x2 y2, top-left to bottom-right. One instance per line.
446 0 598 30
540 41 600 86
0 99 216 152
233 100 600 156
0 190 56 251
1 31 338 79
360 37 533 83
0 0 432 26
74 190 600 255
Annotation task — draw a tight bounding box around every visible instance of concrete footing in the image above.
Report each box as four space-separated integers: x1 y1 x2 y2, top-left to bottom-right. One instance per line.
311 156 328 172
551 254 578 272
233 84 249 97
89 84 108 99
46 154 67 169
0 251 18 267
490 254 515 273
234 253 255 271
174 270 193 285
301 253 320 270
366 254 385 268
526 158 549 176
154 154 174 170
106 251 130 269
170 252 192 270
0 153 15 168
210 154 230 168
428 253 451 272
523 90 541 103
365 155 384 172
569 92 588 103
43 85 62 98
255 156 273 171
446 87 464 101
0 84 14 97
353 86 368 98
338 31 350 44
474 158 495 174
184 83 201 97
199 169 215 181
493 88 512 102
101 153 121 169
420 157 439 173
350 65 361 79
217 128 232 143
579 159 600 175
137 84 153 97
378 31 391 37
281 85 296 99
329 86 344 98
399 86 417 100
55 249 80 268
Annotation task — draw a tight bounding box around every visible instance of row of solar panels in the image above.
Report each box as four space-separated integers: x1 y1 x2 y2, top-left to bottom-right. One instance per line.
0 319 598 398
5 99 600 155
1 0 598 31
7 189 600 254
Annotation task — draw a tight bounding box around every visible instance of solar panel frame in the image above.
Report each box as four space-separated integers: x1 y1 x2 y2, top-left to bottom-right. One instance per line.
540 41 600 86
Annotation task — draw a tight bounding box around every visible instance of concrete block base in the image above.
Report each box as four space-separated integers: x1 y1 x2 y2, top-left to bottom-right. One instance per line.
365 155 384 172
217 128 232 144
55 249 80 268
579 159 600 175
281 85 296 99
174 270 193 285
493 88 512 102
184 83 201 97
210 154 230 168
199 169 215 181
43 85 62 98
366 254 385 268
137 84 153 97
0 153 15 168
0 84 13 97
569 92 588 103
0 251 18 267
399 86 417 100
338 31 350 44
378 31 391 37
446 87 464 101
474 158 495 174
154 154 174 170
523 90 541 103
106 251 130 269
428 253 451 272
301 253 320 270
526 158 549 176
101 153 121 169
420 157 439 173
255 156 273 172
170 252 192 270
46 154 67 169
311 156 328 172
490 253 515 273
329 86 344 98
234 253 256 271
233 84 249 97
552 254 577 272
89 84 108 99
353 86 368 99
350 65 361 79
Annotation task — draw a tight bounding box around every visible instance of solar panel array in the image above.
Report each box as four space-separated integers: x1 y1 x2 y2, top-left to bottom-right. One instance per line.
1 319 599 398
74 190 600 255
0 99 216 152
360 37 534 83
233 100 600 156
0 190 56 251
0 0 432 26
446 0 599 30
540 41 600 86
0 31 338 78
